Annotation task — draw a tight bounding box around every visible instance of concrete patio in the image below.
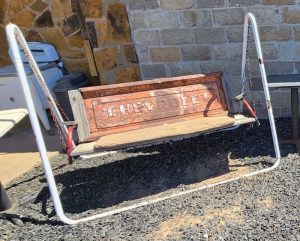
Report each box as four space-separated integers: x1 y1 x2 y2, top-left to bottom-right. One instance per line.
0 117 62 185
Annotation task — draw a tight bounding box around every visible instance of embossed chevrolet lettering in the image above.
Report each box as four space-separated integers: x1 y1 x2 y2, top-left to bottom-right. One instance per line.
92 84 220 129
81 73 228 139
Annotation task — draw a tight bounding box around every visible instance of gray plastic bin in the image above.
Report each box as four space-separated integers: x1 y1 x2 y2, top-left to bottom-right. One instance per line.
53 73 89 120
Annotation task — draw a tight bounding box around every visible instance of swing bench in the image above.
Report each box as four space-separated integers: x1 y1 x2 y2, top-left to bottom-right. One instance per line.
68 72 255 158
6 13 281 225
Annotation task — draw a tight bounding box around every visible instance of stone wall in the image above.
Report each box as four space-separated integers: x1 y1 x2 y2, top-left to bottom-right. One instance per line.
126 0 300 117
1 0 300 117
0 0 140 85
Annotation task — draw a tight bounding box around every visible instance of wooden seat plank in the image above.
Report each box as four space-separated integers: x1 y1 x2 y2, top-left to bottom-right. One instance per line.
71 114 255 156
95 115 234 150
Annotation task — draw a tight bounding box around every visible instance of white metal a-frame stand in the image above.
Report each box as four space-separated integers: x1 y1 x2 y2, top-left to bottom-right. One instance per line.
6 13 281 225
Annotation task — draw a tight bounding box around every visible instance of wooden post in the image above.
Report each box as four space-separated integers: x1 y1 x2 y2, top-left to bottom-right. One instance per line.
71 0 100 86
83 40 99 78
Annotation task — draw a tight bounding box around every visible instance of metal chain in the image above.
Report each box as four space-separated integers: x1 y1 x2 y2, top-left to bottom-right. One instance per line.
246 20 257 113
16 37 68 147
55 100 69 122
48 102 67 147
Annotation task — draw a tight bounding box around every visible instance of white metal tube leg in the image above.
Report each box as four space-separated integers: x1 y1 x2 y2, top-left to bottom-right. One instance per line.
241 13 281 161
6 14 281 225
6 24 74 224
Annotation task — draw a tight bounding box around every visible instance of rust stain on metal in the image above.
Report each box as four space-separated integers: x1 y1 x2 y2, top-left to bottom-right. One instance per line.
80 72 223 98
92 84 219 129
80 73 228 142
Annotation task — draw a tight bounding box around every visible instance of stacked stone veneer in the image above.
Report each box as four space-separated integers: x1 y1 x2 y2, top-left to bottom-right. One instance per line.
127 0 300 118
0 0 140 85
1 0 300 117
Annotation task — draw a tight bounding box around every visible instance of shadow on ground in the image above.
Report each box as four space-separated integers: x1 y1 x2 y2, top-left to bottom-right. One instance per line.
30 118 298 217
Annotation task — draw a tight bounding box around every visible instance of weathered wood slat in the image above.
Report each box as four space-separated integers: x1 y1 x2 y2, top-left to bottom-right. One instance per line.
94 115 234 150
83 40 98 77
68 90 91 141
71 114 255 156
234 114 255 125
71 141 96 156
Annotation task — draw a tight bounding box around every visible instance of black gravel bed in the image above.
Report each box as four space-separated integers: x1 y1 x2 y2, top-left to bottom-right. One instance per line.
1 118 300 240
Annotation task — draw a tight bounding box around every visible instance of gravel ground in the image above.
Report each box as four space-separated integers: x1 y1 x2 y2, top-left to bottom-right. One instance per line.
1 118 300 241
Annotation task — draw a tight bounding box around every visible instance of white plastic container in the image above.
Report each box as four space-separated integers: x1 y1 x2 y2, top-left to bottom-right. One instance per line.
0 42 64 130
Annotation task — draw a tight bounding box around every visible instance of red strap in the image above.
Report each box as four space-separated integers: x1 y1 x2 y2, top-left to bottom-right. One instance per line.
242 99 261 126
67 127 74 164
242 99 256 117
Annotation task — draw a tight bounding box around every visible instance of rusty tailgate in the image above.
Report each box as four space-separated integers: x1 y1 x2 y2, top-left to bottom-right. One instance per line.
78 72 229 142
